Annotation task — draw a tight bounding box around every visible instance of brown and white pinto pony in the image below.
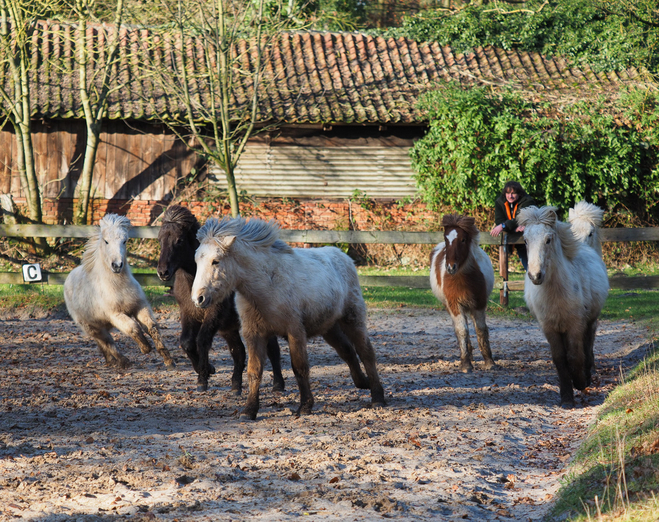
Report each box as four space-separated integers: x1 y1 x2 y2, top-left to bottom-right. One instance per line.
430 214 496 372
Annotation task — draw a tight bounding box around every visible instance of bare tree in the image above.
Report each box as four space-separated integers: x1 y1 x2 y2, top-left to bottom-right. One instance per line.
143 0 290 217
0 0 62 227
70 0 126 225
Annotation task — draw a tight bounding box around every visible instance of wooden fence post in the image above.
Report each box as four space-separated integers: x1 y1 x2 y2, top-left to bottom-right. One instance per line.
499 232 509 306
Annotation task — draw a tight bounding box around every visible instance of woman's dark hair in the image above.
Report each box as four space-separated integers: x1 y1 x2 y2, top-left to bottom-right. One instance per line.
502 181 527 197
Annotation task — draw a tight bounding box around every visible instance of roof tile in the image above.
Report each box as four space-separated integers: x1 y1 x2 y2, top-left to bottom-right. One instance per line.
18 22 653 125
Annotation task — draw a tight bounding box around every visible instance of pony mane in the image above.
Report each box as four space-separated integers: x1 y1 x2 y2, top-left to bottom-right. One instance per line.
197 216 292 253
518 206 581 260
162 205 199 231
81 213 131 271
568 201 604 227
442 214 480 244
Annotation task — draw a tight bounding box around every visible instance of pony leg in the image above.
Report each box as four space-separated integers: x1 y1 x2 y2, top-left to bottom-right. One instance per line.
180 318 202 372
339 322 386 407
471 309 496 370
241 333 268 420
218 329 246 395
136 308 176 370
112 313 154 355
322 324 370 389
266 336 286 392
85 326 130 369
544 330 575 408
565 325 588 392
287 329 314 416
583 319 598 386
451 310 473 373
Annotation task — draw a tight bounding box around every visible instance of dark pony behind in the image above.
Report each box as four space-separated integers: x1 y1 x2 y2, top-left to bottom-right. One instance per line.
157 205 284 393
429 214 496 372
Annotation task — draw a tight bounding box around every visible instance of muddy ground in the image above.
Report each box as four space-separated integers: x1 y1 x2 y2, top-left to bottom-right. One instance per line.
0 307 649 521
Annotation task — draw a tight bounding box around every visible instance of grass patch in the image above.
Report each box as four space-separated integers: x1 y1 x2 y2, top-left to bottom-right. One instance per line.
547 343 659 522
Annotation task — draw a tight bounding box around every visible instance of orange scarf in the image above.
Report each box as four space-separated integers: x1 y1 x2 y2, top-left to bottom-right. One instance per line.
505 202 519 221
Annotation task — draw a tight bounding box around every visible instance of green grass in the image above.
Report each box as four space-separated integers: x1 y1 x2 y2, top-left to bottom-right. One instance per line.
1 268 657 329
547 344 659 522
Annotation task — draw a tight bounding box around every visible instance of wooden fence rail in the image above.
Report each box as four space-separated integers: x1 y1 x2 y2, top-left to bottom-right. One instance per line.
1 225 658 297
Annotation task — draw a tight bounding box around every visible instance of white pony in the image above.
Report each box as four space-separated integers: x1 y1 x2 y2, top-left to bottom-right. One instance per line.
429 214 496 372
190 217 385 420
64 213 175 370
568 201 605 257
519 206 608 408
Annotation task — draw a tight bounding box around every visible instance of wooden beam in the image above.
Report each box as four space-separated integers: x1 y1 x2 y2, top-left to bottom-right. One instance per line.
1 224 658 244
0 272 172 287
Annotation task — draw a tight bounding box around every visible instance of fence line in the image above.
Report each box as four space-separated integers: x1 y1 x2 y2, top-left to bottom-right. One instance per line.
2 224 659 244
1 225 658 297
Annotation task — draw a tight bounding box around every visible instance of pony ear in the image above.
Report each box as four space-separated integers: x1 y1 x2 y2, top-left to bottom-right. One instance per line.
219 235 236 252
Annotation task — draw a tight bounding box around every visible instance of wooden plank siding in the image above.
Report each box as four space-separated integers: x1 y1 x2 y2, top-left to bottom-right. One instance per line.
0 120 198 202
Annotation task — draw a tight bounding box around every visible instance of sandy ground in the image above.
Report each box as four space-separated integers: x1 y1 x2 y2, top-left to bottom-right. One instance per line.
0 306 649 522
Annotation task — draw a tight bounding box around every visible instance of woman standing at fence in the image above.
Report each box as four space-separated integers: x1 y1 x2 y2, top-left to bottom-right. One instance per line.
490 181 535 271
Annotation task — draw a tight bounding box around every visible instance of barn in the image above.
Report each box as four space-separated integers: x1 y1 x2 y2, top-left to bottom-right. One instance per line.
0 23 646 226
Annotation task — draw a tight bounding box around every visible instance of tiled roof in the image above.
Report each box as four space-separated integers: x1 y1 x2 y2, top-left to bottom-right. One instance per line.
25 22 652 125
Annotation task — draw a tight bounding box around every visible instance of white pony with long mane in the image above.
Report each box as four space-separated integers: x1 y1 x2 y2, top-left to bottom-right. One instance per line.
519 206 608 408
568 201 605 257
190 216 385 420
64 213 175 369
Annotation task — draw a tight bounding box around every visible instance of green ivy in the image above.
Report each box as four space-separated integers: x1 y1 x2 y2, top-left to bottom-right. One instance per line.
411 84 659 218
385 0 659 74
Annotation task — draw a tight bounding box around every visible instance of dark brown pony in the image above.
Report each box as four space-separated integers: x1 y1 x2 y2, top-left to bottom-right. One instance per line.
157 205 285 393
429 214 496 372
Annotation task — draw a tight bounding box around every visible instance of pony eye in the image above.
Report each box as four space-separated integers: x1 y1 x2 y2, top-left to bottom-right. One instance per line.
104 239 108 245
546 238 551 244
588 232 593 237
211 259 219 266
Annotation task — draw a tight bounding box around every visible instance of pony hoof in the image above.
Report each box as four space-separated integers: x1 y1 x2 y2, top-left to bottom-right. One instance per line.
560 401 575 409
240 411 257 421
231 386 242 396
272 380 285 393
165 362 176 371
140 346 153 355
460 365 473 374
196 384 209 392
117 359 132 369
209 364 216 375
371 401 387 409
483 361 497 370
297 404 313 416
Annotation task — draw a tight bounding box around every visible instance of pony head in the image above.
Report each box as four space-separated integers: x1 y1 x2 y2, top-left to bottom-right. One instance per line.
568 201 604 255
82 213 131 274
441 214 479 275
518 206 580 285
157 205 200 281
191 217 242 309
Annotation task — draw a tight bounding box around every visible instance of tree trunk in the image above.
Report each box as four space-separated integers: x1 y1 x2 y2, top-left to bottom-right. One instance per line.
74 126 100 225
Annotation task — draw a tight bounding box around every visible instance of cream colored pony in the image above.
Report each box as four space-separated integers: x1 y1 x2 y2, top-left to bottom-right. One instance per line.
64 213 175 370
568 201 605 257
519 206 608 408
191 216 385 420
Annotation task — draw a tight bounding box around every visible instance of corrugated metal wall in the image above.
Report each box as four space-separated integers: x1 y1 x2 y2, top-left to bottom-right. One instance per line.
208 141 418 199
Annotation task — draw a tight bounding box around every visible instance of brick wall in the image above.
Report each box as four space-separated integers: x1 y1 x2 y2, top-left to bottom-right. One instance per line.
27 197 445 232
